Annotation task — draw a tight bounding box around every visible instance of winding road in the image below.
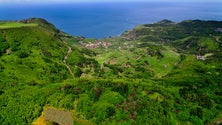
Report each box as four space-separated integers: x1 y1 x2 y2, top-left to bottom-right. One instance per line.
63 42 75 79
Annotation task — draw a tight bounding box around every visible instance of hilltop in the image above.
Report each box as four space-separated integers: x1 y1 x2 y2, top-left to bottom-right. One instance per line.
0 18 99 86
0 18 222 125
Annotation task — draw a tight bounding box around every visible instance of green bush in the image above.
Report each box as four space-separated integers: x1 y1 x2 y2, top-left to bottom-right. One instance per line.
92 102 116 123
99 90 124 105
0 41 9 55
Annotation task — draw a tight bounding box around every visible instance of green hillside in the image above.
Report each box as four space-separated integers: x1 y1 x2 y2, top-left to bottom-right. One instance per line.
0 18 222 125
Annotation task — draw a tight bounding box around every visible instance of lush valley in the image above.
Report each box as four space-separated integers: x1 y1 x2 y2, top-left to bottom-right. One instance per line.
0 18 222 125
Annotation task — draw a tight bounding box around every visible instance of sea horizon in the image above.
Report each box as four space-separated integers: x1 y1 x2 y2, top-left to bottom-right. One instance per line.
1 2 222 38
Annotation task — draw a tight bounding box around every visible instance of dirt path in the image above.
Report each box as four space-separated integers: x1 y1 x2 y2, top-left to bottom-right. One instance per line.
44 108 73 125
100 61 104 70
63 42 75 79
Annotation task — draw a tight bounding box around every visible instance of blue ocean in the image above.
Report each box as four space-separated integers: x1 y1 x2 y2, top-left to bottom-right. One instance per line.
0 2 222 38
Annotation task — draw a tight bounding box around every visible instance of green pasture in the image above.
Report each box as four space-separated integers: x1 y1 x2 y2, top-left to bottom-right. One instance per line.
0 22 38 29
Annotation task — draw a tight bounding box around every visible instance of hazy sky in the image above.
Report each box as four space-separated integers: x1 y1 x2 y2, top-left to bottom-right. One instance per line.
0 0 221 3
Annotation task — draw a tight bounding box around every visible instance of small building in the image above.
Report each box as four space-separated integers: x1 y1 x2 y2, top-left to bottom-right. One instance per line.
196 55 206 61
